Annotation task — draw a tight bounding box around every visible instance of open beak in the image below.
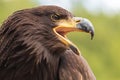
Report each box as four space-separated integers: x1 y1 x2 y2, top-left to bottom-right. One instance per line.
53 17 94 46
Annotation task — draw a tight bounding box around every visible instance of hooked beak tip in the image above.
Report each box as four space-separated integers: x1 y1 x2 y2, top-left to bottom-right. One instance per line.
89 31 94 40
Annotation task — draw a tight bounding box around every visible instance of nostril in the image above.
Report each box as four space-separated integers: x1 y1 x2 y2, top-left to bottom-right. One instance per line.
73 17 82 23
76 20 80 23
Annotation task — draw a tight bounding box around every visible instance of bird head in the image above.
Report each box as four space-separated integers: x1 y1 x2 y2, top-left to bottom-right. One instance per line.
0 5 94 55
27 6 95 54
30 6 94 54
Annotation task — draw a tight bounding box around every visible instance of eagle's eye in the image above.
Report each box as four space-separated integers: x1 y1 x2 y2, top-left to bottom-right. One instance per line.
51 14 61 21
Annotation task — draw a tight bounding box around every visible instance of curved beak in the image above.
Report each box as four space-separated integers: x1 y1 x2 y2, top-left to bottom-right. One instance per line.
74 17 94 40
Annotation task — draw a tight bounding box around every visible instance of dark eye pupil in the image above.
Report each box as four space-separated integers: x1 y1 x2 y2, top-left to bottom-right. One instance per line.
52 14 60 20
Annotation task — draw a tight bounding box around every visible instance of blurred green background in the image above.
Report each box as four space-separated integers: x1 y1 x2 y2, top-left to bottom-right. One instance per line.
0 0 120 80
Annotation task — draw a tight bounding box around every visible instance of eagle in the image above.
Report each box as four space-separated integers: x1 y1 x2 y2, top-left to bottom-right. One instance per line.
0 5 96 80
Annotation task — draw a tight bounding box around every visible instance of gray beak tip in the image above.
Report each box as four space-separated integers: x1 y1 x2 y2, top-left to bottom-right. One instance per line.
75 17 95 40
89 31 94 40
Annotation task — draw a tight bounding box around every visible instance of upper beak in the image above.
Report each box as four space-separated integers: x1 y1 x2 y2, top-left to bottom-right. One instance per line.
73 17 94 39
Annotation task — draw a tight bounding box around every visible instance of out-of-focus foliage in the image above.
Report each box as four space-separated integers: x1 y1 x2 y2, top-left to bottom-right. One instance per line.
0 0 120 80
0 0 36 24
68 3 120 80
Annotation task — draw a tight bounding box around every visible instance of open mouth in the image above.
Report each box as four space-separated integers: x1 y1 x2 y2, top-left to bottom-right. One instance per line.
53 27 74 46
54 27 78 37
54 27 66 37
53 26 81 40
